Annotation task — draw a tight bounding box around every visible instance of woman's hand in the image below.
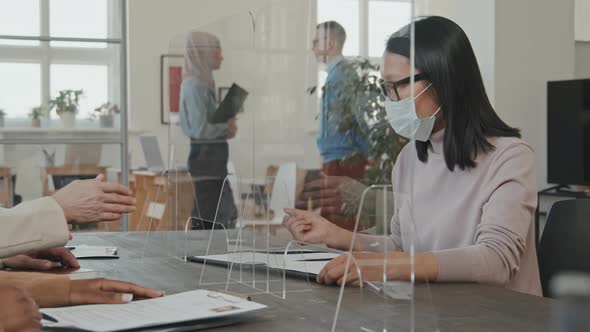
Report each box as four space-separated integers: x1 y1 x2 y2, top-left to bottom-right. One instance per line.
227 117 237 139
317 251 438 286
282 208 352 250
2 247 79 271
66 279 164 306
52 174 136 224
317 252 393 286
0 286 41 332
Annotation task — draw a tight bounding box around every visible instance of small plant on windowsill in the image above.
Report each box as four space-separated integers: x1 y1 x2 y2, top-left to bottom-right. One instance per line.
29 106 49 128
49 89 83 128
0 109 5 128
89 102 120 128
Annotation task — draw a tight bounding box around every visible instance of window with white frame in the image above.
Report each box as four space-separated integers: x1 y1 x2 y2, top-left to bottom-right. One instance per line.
317 0 412 59
315 0 412 99
0 0 121 126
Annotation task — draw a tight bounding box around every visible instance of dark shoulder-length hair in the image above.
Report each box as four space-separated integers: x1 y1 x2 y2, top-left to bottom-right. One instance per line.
386 16 520 171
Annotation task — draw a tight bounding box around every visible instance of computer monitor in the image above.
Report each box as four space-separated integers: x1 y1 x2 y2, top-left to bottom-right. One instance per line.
547 79 590 185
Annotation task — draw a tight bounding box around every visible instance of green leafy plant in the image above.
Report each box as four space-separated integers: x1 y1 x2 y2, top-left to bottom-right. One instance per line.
29 105 49 119
308 57 408 185
88 102 120 121
0 109 5 117
49 89 83 115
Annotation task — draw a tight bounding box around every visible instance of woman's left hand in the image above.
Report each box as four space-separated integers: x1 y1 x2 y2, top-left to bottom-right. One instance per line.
317 252 401 286
2 247 79 270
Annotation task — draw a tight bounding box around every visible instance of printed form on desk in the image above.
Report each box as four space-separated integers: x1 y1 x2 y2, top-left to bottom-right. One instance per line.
41 289 267 332
191 251 341 276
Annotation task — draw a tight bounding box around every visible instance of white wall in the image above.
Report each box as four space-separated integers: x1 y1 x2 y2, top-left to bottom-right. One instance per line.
576 42 590 78
495 0 575 189
575 0 590 77
417 0 575 189
127 0 320 179
416 0 496 104
575 0 590 41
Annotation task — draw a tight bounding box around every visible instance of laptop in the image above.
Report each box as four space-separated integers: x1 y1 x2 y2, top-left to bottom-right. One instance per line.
139 136 166 173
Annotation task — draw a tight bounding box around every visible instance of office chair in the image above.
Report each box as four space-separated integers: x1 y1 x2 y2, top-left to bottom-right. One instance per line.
538 199 590 297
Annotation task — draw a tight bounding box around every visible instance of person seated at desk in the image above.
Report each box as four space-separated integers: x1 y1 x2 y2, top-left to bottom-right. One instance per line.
282 16 541 296
0 174 134 263
0 175 163 332
179 31 238 230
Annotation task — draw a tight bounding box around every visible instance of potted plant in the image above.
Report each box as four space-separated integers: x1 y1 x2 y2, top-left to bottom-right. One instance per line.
29 106 48 128
306 58 408 231
0 109 5 128
91 102 120 128
49 89 83 128
307 57 408 185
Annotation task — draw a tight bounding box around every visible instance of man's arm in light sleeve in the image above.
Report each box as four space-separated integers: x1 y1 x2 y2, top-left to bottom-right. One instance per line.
432 143 537 286
0 197 69 259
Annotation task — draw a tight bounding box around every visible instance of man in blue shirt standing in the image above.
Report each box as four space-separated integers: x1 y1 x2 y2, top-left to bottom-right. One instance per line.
312 21 369 230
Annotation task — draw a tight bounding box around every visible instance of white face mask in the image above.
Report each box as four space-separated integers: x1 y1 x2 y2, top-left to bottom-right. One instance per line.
384 84 441 142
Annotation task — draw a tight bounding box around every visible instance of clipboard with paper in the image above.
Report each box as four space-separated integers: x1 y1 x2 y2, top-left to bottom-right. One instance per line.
210 83 248 123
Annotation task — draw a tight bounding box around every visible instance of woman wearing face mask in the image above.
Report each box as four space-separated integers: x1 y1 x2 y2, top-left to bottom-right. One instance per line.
179 31 238 229
282 16 541 296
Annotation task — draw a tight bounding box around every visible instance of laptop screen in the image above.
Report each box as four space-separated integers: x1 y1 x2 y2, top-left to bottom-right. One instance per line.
139 136 165 170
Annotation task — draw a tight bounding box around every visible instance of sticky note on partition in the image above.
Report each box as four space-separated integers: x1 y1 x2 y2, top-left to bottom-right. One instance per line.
146 202 166 220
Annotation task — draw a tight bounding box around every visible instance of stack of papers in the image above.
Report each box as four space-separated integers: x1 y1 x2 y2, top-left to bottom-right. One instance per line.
67 245 118 259
41 289 266 332
191 251 341 276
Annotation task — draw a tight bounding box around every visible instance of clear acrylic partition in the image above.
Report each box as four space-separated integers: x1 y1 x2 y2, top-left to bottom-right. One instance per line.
330 3 438 330
188 174 322 298
145 0 442 329
330 187 439 331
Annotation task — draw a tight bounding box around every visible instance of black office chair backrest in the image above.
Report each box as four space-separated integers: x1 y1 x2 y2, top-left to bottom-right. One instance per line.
538 199 590 297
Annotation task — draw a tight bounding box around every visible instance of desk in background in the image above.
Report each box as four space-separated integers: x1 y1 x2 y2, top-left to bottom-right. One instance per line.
128 170 194 232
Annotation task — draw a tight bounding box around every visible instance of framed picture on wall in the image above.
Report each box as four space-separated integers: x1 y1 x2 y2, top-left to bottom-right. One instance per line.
160 54 184 125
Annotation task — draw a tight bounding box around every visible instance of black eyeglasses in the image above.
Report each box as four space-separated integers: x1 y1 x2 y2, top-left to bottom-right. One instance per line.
379 73 428 101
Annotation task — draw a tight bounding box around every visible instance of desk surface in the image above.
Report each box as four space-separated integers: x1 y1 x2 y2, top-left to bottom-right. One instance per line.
69 232 554 332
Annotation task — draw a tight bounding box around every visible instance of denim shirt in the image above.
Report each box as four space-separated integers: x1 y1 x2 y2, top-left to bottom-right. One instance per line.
179 79 228 141
316 56 369 163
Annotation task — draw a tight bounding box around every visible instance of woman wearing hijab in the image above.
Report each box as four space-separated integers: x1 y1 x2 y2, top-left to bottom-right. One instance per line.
179 31 238 230
282 16 542 296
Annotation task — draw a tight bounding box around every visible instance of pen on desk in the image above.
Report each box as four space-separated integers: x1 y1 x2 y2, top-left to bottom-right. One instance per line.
295 258 334 262
66 246 76 250
42 313 59 323
365 282 382 293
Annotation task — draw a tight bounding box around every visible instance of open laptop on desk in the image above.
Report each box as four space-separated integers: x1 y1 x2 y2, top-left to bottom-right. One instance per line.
139 135 187 173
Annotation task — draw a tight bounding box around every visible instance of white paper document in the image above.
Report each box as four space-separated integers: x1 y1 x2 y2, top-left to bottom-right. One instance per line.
192 251 341 276
41 289 267 332
68 245 118 259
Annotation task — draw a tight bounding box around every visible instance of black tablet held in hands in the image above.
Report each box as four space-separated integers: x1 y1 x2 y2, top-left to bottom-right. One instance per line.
211 83 248 123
